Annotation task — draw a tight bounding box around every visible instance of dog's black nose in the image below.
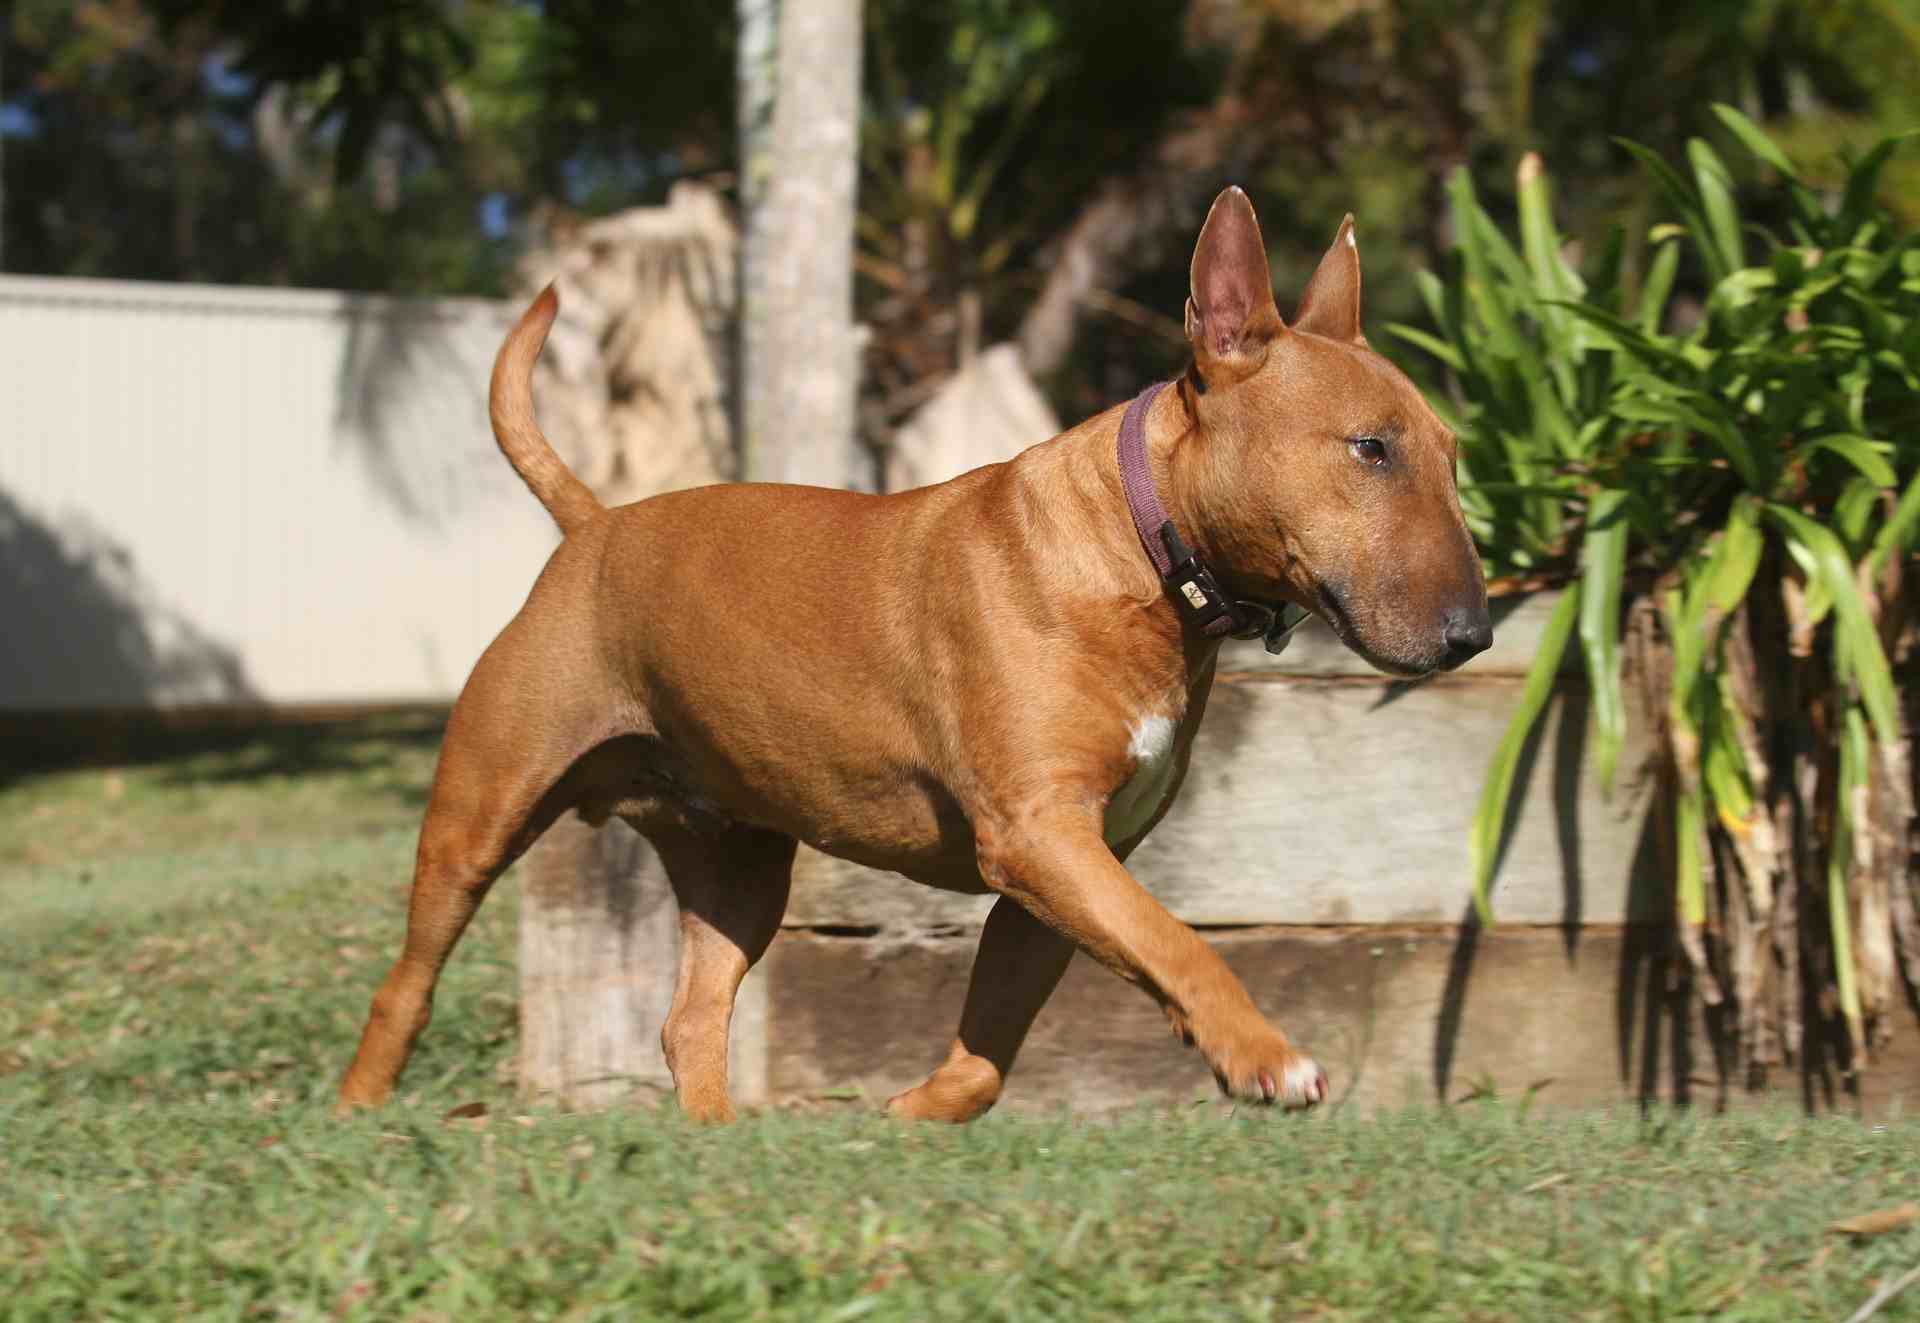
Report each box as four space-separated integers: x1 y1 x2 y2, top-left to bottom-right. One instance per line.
1440 606 1493 668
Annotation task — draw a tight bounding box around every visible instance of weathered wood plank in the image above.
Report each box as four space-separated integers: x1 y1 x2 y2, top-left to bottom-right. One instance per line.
788 848 995 930
1126 676 1657 924
761 926 1917 1117
785 670 1657 929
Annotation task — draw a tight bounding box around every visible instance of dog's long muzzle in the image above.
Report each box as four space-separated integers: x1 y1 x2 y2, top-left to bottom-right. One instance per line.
1230 601 1313 656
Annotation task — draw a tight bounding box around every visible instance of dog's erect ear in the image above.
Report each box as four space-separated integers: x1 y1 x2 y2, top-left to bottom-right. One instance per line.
1186 187 1285 376
1292 214 1366 345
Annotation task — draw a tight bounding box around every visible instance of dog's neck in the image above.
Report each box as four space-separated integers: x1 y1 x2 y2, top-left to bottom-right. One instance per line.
1100 375 1205 572
1112 379 1255 639
1136 375 1291 612
1007 377 1282 649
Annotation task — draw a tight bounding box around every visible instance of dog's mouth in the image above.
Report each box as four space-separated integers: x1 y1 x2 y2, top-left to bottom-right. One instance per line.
1312 584 1436 679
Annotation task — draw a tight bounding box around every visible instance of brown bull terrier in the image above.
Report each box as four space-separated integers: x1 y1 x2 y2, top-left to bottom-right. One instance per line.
337 187 1491 1123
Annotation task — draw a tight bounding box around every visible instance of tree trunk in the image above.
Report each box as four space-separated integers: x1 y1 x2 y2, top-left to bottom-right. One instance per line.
515 0 863 1111
737 0 864 487
510 197 740 1110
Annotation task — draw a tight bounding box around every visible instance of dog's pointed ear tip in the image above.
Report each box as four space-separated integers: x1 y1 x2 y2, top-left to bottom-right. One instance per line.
1208 184 1256 216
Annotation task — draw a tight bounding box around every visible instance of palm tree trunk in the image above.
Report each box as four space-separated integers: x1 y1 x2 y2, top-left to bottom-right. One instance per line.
737 0 864 488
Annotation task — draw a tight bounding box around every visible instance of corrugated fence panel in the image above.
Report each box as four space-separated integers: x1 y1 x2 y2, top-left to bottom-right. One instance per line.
0 276 560 709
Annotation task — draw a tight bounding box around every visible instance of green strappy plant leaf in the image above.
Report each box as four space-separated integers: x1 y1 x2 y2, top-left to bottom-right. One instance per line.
1710 103 1798 179
1839 130 1920 239
1829 705 1870 1055
1688 138 1744 282
1637 240 1681 334
1384 323 1465 372
1469 586 1579 924
1416 112 1919 1088
1870 468 1920 575
1579 490 1630 791
1792 434 1898 489
1766 505 1899 745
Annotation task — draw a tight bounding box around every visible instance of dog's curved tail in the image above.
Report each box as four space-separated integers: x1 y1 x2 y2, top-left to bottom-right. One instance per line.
489 285 603 536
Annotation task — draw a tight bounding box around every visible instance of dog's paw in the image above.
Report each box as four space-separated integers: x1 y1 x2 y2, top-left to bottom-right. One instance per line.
1273 1055 1330 1109
1214 1045 1328 1110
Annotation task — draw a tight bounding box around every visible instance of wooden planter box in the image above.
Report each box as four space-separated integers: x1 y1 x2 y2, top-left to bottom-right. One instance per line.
522 593 1920 1116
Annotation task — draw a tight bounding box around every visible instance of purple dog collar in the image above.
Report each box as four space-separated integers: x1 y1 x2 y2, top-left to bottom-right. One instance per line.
1114 381 1310 652
1115 381 1244 639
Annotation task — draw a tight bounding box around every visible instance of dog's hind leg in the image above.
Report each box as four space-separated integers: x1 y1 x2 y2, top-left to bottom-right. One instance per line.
641 822 795 1123
336 632 620 1114
886 895 1075 1123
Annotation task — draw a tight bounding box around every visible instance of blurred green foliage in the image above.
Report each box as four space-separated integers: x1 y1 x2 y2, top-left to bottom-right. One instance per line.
6 1 1920 420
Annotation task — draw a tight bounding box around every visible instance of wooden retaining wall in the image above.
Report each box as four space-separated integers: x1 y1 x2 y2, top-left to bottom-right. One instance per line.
736 595 1919 1117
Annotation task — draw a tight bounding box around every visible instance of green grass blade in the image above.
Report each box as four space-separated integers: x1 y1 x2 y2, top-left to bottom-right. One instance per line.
1469 586 1580 924
1579 490 1630 791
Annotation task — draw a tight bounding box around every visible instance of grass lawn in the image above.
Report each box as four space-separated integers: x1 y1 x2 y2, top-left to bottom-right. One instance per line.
4 717 1919 1321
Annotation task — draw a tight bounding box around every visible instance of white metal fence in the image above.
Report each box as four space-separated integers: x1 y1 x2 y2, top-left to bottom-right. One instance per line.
0 275 559 710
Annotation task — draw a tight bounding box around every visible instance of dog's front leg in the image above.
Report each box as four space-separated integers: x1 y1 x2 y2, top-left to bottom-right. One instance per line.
886 895 1076 1123
975 805 1326 1108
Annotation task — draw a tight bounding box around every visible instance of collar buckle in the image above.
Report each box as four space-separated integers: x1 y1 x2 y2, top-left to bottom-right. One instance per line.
1157 521 1241 636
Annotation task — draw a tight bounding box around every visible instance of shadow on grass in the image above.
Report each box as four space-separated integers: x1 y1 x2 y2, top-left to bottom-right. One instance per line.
0 707 448 798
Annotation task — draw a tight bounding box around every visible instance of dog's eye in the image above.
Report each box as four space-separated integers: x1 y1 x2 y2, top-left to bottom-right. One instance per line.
1348 436 1388 467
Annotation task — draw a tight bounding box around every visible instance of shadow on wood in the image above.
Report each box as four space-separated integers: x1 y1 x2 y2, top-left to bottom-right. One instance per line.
517 812 679 1109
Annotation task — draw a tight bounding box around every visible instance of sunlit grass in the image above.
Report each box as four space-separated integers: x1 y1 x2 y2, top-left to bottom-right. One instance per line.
3 719 1916 1320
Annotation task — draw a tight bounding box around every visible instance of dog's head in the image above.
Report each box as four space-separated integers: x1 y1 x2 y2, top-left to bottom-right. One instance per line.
1177 187 1490 677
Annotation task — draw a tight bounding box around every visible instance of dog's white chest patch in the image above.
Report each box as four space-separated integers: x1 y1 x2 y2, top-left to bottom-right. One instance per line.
1103 715 1180 847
